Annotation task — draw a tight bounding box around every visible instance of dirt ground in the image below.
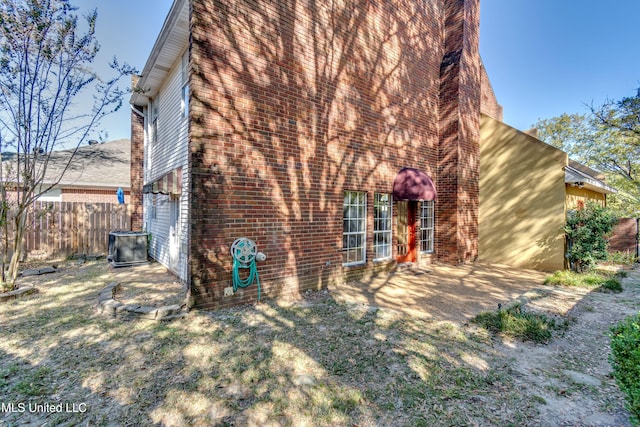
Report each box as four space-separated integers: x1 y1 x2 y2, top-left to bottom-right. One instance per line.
329 263 551 323
332 263 640 426
4 260 639 425
109 262 187 308
499 269 640 426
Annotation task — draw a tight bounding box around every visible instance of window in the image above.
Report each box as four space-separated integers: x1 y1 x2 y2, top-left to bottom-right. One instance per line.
151 193 157 220
342 191 366 265
373 193 392 260
180 50 189 119
420 201 434 253
149 97 159 144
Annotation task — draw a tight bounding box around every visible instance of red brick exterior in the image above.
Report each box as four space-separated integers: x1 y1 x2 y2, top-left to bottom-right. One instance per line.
130 76 145 232
436 0 480 263
6 189 129 204
61 189 130 204
480 61 503 121
187 0 481 309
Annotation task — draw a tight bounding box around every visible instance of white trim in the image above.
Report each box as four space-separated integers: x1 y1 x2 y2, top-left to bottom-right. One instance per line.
373 193 392 261
565 165 617 194
342 191 367 266
420 201 434 254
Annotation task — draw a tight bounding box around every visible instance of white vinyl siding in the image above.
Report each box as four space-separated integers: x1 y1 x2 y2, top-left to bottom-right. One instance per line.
180 50 189 119
143 49 189 281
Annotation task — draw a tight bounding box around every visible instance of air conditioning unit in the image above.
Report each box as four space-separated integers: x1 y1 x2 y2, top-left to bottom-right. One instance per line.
107 231 148 267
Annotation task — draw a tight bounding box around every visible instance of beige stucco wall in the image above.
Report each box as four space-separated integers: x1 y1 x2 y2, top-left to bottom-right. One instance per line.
479 115 568 271
565 186 606 210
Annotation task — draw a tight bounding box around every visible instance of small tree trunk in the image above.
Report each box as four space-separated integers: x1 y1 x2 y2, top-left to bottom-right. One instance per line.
6 210 27 290
0 200 7 285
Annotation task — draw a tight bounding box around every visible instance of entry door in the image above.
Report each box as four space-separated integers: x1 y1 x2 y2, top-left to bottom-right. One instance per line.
396 201 416 263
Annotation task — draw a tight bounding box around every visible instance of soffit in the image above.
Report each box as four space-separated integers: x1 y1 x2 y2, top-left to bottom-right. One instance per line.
130 0 189 107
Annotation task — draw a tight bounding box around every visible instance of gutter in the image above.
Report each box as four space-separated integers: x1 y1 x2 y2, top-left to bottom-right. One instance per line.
131 105 145 118
564 165 617 194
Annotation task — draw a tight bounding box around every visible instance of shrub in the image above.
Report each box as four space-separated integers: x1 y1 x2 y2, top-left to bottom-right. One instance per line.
610 314 640 425
472 305 557 343
565 202 617 272
609 250 638 266
600 277 624 293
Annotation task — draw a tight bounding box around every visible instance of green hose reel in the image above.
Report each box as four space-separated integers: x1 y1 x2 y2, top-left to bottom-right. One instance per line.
230 237 266 301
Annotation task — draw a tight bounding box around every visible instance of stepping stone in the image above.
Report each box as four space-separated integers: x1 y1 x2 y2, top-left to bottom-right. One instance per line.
0 286 37 302
293 374 317 387
21 266 57 277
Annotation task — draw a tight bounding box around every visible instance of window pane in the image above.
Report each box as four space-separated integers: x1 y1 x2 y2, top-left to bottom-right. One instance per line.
342 191 366 264
373 193 392 260
381 245 390 258
420 201 434 253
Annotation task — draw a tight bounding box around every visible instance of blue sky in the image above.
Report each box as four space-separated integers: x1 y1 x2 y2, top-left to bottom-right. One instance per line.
83 0 640 140
78 0 174 141
480 1 640 131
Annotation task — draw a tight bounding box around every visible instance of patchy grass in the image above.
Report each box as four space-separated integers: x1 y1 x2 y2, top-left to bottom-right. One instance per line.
608 251 638 267
544 270 623 293
471 304 560 344
0 261 544 426
610 313 640 426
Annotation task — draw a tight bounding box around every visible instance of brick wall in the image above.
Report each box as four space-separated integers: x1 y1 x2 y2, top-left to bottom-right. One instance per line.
130 75 145 232
61 189 130 204
609 218 638 254
436 0 481 263
479 61 503 121
189 0 480 309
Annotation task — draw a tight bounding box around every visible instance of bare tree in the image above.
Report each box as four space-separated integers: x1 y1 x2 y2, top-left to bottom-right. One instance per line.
0 0 134 289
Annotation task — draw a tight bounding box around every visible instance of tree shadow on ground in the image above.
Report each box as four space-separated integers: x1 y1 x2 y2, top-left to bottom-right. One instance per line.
1 260 542 426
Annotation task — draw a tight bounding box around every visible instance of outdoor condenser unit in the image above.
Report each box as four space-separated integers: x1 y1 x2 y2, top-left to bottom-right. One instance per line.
107 231 148 267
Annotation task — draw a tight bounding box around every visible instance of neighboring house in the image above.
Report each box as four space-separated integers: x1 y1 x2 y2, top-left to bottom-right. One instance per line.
1 139 131 204
479 115 616 271
130 0 496 309
564 159 614 210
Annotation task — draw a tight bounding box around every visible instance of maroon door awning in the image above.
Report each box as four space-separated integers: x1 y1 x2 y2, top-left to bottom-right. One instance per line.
142 167 182 195
392 167 436 201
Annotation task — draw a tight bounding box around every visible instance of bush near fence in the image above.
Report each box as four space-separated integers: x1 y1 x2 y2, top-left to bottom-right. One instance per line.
2 201 130 259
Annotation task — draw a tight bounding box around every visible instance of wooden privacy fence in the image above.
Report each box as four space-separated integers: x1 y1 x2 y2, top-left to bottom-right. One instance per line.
15 201 130 258
609 218 639 255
